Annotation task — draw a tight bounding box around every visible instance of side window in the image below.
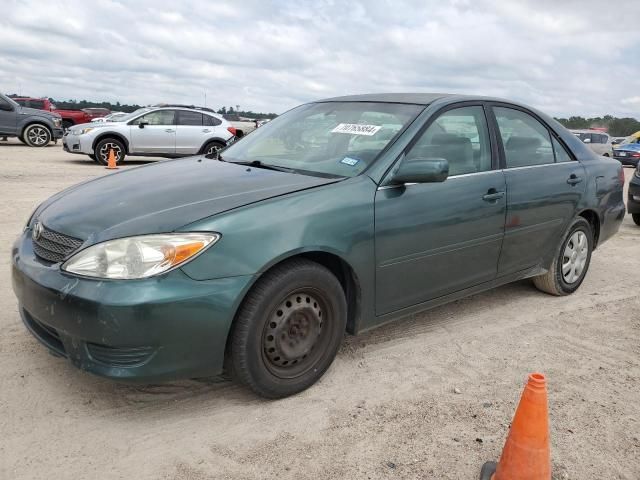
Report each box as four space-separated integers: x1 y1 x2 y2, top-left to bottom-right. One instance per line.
131 110 175 125
29 100 45 110
493 107 554 168
405 106 492 176
203 114 222 126
552 137 573 163
177 111 203 126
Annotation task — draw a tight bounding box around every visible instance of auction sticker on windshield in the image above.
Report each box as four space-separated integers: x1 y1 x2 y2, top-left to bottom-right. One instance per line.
331 123 381 136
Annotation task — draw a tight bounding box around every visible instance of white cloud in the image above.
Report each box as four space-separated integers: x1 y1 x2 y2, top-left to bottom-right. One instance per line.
0 0 638 117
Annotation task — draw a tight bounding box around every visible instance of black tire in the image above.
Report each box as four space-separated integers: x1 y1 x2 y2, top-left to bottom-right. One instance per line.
202 140 226 158
23 124 51 147
62 120 74 131
94 138 126 165
231 259 347 398
18 135 26 145
532 217 593 296
88 154 98 163
632 213 640 226
603 153 610 157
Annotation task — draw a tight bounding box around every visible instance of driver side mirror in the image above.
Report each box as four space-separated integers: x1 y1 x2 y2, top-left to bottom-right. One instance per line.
391 158 449 184
0 103 13 112
138 122 148 129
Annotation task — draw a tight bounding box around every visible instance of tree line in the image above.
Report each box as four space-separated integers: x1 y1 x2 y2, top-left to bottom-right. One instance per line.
555 115 640 137
6 94 278 119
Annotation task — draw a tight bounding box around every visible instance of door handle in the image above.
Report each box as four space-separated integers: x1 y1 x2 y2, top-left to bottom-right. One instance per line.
567 174 582 185
202 129 211 133
165 129 175 133
482 189 505 202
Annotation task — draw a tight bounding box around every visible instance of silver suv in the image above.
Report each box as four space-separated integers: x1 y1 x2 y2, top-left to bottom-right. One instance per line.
570 129 613 157
62 106 236 165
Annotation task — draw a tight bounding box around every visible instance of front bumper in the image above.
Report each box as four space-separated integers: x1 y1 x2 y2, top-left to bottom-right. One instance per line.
628 176 640 214
11 231 255 382
62 132 94 155
52 127 64 140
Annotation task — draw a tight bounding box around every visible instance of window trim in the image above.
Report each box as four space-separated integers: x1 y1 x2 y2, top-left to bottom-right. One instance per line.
403 101 498 169
486 102 577 169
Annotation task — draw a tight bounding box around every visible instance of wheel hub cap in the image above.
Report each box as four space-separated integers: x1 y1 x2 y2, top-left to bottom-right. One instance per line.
562 231 588 284
264 293 323 368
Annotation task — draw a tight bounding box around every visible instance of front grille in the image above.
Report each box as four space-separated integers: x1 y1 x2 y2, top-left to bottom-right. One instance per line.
32 225 83 263
86 343 156 368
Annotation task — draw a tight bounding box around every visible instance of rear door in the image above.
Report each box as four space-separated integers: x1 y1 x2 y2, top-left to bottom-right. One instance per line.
0 96 17 135
490 105 586 275
175 110 209 155
128 110 176 154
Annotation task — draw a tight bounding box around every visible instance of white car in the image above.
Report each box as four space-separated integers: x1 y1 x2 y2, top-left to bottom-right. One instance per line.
91 112 127 123
570 129 613 157
223 114 257 137
63 106 236 165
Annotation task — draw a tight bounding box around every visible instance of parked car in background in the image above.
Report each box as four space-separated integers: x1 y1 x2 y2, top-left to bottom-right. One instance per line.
628 162 640 225
11 97 109 129
91 112 127 123
570 129 613 157
613 143 640 167
223 113 256 137
0 93 63 146
62 105 236 165
611 136 627 145
13 93 625 398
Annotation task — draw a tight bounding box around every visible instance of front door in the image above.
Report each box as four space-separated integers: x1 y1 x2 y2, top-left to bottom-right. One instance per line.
0 96 17 135
374 105 506 315
129 109 176 154
490 105 586 274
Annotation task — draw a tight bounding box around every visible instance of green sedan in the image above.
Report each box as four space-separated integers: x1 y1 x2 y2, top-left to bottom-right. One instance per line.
11 93 625 398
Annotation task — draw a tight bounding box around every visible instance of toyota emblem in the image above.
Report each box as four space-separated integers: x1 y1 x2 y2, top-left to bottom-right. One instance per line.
32 222 43 241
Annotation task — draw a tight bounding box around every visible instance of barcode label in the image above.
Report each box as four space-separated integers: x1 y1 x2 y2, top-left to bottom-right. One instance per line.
331 123 381 136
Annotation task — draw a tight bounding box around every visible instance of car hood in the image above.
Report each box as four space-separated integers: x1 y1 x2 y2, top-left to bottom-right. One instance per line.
72 121 114 130
19 106 60 119
34 158 340 243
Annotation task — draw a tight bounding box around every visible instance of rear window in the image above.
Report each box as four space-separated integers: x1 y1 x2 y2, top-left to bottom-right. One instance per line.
203 114 222 126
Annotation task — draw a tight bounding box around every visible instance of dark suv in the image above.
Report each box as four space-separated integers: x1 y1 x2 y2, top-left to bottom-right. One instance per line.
0 93 63 146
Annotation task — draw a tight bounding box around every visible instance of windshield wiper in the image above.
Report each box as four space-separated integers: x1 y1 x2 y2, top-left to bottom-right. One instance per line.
231 160 295 173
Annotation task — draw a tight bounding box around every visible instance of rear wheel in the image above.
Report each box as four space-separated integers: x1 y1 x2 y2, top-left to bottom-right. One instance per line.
202 140 226 158
231 259 347 398
94 138 126 165
532 217 593 295
632 213 640 226
23 124 51 147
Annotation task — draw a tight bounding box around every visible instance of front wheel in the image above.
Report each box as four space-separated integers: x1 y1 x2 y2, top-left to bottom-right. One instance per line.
632 213 640 226
94 138 126 165
23 124 51 147
230 259 347 398
532 217 593 295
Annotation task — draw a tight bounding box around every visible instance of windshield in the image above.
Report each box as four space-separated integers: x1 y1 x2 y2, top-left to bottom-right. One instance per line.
118 108 152 123
221 101 424 177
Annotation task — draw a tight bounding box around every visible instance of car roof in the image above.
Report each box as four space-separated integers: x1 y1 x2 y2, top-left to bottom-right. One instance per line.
316 93 454 105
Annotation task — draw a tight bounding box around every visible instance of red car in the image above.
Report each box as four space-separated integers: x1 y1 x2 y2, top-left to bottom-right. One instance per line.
12 98 109 130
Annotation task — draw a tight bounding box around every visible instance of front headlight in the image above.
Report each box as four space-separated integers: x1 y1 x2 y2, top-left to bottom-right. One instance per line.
62 233 220 279
70 127 94 135
53 118 62 127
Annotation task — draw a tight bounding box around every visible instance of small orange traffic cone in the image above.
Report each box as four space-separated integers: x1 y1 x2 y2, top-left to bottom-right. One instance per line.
106 148 118 170
480 373 551 480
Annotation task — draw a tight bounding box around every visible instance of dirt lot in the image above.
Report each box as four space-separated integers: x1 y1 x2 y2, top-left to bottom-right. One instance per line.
0 138 638 480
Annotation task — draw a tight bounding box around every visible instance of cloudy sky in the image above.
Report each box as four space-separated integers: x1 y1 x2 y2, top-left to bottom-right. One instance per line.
1 0 639 117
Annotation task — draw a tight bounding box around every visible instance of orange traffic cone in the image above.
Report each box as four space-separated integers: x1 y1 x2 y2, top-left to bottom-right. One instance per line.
480 373 551 480
106 148 118 170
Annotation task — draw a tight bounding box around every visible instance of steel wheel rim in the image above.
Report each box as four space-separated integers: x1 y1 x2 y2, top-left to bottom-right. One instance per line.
98 142 122 163
28 127 49 145
562 231 588 284
262 289 329 379
207 144 220 155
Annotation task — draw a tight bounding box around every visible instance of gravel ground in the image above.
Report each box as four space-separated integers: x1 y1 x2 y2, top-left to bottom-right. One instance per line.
1 138 639 479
